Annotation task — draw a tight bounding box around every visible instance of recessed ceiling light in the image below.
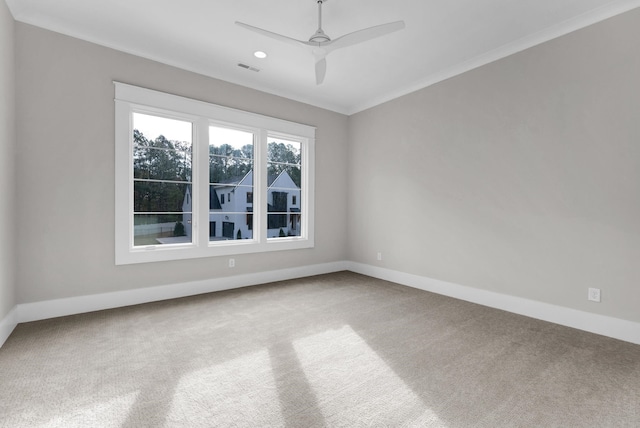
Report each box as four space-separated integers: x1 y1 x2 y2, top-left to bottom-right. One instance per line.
254 51 267 59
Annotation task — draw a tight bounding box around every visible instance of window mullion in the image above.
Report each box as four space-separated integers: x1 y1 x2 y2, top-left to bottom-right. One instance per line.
196 118 209 249
255 129 268 244
303 136 315 242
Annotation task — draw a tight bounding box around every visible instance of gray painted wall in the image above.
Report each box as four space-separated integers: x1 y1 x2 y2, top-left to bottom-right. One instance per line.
0 0 16 320
15 23 349 303
348 9 640 323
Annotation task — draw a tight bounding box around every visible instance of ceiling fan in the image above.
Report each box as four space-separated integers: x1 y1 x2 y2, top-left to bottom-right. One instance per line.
236 0 405 85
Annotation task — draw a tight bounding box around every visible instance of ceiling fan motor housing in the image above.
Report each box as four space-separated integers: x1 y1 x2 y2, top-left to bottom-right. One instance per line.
309 29 330 43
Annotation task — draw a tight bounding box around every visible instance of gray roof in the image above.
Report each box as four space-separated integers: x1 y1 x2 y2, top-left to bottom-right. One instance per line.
209 187 222 210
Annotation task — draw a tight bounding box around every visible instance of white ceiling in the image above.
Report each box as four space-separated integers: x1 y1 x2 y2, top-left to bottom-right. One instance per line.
6 0 640 114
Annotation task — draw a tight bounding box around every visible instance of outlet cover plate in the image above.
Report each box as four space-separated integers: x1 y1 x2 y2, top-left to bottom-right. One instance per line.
588 288 601 302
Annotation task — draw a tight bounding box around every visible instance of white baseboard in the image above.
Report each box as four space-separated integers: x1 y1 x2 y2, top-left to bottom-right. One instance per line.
2 260 638 349
347 262 640 346
16 261 349 325
0 261 347 348
0 306 18 348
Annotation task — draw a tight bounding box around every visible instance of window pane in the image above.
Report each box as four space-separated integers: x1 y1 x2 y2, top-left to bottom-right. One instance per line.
209 183 254 242
133 113 193 182
134 181 189 213
133 147 191 181
209 126 254 242
133 113 192 145
267 212 302 237
209 126 253 184
133 214 191 246
132 113 193 247
267 164 301 189
208 211 254 241
268 139 300 166
267 138 302 239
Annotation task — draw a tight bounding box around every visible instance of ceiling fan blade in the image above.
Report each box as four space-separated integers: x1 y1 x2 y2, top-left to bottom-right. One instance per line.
235 21 311 48
315 57 327 85
327 20 405 51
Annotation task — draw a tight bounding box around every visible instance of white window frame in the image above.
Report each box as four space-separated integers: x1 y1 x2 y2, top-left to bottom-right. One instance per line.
114 82 315 265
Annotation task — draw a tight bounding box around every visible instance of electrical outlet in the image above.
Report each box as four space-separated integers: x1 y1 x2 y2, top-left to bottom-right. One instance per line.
588 288 601 302
228 258 235 268
377 252 382 261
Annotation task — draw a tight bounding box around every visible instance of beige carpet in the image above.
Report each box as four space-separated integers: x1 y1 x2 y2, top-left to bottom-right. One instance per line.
1 272 638 427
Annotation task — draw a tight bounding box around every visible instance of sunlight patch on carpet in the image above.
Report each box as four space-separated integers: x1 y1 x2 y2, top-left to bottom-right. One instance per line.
293 325 445 426
35 391 140 428
166 349 283 426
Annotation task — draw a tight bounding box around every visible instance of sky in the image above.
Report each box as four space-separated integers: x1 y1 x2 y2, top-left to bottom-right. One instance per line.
133 112 192 143
133 113 254 150
133 112 300 156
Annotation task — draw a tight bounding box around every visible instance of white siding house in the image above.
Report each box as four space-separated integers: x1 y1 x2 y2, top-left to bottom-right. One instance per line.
182 170 301 241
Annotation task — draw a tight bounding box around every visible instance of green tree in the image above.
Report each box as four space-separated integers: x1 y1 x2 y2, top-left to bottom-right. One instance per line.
208 141 300 186
174 221 186 237
209 143 253 183
267 142 301 187
133 129 192 224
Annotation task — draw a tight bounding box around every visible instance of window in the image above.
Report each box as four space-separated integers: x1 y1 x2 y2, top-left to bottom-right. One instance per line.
209 125 254 241
115 83 315 264
267 137 302 238
131 113 192 247
246 208 253 231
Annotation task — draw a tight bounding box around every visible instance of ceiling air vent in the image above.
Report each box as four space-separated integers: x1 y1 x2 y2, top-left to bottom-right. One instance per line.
237 63 260 72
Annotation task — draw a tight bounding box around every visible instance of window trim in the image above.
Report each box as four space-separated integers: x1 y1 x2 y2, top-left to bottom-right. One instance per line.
115 82 315 265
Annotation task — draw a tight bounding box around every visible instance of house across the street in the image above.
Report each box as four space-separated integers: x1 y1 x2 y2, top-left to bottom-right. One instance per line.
182 169 301 242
